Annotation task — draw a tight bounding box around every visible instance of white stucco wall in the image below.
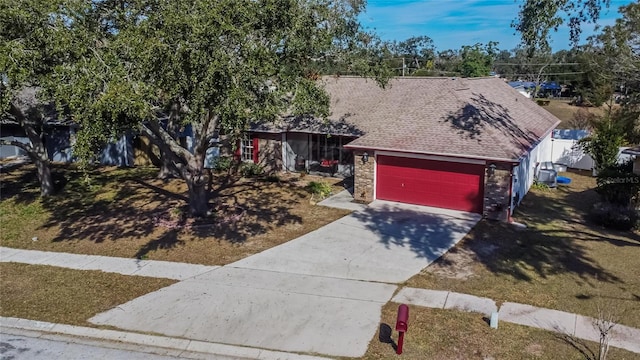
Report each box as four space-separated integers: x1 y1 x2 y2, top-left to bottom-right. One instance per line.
511 132 554 212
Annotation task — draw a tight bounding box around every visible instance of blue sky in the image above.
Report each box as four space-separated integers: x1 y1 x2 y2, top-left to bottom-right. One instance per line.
359 0 634 52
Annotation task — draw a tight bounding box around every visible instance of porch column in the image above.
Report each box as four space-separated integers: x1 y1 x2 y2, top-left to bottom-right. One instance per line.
353 149 374 203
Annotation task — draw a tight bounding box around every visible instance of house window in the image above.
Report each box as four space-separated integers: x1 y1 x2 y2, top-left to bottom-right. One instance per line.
241 139 254 162
310 135 354 165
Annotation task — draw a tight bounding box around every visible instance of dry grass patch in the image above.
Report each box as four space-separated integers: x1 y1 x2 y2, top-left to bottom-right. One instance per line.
541 99 610 128
0 263 175 326
407 170 640 328
360 304 640 360
0 164 350 265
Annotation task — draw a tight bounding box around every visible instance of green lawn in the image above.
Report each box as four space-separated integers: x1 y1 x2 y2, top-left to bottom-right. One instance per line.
0 263 175 326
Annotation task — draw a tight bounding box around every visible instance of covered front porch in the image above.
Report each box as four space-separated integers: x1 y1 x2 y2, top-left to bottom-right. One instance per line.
282 132 356 177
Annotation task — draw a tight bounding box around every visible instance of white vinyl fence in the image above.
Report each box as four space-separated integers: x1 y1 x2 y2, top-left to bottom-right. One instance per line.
550 138 631 170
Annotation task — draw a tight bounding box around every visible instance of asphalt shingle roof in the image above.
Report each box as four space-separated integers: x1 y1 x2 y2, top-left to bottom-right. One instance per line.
254 76 561 162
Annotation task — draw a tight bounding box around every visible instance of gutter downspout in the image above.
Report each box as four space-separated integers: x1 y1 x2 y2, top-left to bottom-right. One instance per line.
508 164 515 223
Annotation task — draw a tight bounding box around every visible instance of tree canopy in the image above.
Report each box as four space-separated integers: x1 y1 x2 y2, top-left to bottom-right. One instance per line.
514 0 611 52
0 0 71 196
1 0 391 214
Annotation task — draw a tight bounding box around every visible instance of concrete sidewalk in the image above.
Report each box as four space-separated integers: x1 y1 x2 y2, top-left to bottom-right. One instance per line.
0 247 218 280
4 245 640 356
393 288 640 354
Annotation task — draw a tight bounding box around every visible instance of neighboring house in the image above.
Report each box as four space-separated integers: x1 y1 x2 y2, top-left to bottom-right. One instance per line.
622 146 640 175
1 87 131 166
249 76 561 221
507 81 535 99
0 119 79 163
508 81 536 99
0 120 134 166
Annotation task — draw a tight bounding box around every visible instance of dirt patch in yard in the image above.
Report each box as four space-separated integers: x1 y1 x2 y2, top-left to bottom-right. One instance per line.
541 99 613 128
0 164 350 265
423 236 499 280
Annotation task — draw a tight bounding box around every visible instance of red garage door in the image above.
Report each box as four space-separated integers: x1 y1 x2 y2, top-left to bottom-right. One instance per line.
376 155 485 213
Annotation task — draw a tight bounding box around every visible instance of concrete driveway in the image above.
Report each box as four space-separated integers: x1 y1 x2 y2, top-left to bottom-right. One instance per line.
233 200 481 283
90 201 480 357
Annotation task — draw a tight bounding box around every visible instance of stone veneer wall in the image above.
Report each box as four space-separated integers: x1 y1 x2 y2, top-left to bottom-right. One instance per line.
483 163 512 221
353 150 375 203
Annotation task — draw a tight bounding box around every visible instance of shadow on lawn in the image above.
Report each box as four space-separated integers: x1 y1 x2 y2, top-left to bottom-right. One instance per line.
0 162 68 203
354 170 629 284
7 166 306 258
458 220 619 283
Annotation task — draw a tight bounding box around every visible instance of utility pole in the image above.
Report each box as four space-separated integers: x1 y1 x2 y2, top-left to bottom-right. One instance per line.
402 58 405 77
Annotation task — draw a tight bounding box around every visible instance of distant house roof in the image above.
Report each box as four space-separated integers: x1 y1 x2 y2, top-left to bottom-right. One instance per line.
622 146 640 156
552 129 590 140
2 87 72 126
508 81 536 89
252 76 561 162
540 81 561 91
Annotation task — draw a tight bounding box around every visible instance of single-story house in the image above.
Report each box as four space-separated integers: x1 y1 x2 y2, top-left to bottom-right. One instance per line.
246 76 560 221
1 87 132 166
0 120 135 166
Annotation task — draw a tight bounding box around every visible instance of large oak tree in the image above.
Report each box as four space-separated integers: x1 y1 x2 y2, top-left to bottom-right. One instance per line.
0 0 67 196
9 0 389 215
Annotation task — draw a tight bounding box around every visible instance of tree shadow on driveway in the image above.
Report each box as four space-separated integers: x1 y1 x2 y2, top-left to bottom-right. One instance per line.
350 202 481 262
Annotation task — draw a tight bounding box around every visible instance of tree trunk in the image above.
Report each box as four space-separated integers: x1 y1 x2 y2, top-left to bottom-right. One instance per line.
185 175 210 216
35 157 54 196
157 154 179 180
8 101 54 196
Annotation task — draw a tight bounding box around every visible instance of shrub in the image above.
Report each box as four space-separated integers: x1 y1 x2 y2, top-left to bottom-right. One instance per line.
213 156 234 173
239 162 264 178
590 202 639 231
577 119 625 173
596 160 640 206
532 180 551 191
306 181 332 199
264 174 281 183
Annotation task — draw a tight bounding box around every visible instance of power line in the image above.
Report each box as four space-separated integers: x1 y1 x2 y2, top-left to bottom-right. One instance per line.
494 62 581 66
510 72 585 76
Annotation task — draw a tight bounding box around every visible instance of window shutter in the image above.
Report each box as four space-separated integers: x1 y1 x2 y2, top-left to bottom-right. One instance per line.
252 137 259 164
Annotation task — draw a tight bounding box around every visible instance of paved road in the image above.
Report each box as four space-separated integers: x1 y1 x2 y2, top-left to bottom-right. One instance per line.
0 332 178 360
0 329 242 360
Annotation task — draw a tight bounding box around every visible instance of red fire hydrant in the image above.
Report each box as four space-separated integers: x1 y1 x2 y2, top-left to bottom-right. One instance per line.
395 304 409 354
